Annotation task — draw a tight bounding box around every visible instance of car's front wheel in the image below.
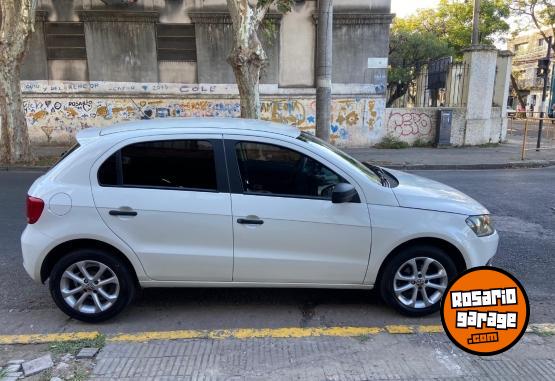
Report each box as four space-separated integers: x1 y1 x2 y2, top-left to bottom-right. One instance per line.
49 249 135 322
379 245 457 317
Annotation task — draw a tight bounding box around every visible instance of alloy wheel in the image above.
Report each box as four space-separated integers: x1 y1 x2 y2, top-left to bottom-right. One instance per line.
393 257 448 309
59 260 120 314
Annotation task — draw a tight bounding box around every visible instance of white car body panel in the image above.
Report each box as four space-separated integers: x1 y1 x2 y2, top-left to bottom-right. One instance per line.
88 134 234 282
388 169 489 215
363 205 499 286
224 133 372 284
21 118 499 291
231 193 371 284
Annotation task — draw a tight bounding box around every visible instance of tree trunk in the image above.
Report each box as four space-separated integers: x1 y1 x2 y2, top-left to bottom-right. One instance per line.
228 38 265 119
386 83 409 107
0 0 36 164
510 74 526 109
226 0 269 119
0 62 31 163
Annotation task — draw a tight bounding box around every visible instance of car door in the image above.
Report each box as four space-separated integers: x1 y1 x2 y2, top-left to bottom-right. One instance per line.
224 135 372 285
90 135 233 282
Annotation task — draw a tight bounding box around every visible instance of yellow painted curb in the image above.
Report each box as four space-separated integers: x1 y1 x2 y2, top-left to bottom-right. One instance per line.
110 327 385 342
0 331 100 345
385 325 414 334
417 325 444 334
0 324 552 345
530 324 555 335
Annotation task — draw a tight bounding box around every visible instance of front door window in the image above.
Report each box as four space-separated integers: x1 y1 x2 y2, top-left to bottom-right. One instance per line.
235 142 347 199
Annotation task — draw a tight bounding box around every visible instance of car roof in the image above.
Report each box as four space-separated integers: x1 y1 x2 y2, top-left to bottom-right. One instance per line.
76 118 301 144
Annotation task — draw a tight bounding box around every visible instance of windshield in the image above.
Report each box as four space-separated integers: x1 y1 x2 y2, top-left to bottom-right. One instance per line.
298 132 381 184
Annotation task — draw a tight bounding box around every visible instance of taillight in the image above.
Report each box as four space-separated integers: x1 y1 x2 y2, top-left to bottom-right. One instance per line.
26 196 44 224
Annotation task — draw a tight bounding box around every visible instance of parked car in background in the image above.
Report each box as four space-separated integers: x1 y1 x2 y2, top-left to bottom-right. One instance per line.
21 118 498 322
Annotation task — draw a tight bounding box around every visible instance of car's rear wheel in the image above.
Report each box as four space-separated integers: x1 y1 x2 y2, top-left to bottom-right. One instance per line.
379 245 457 317
49 249 135 322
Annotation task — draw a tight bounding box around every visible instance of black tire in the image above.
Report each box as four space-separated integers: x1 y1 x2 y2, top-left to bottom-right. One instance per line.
379 245 457 317
49 248 136 323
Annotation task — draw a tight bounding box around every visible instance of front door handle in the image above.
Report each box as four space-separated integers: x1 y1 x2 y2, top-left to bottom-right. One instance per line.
109 210 138 217
237 218 264 225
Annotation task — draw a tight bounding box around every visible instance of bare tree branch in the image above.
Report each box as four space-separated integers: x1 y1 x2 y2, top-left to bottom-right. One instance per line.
254 1 272 30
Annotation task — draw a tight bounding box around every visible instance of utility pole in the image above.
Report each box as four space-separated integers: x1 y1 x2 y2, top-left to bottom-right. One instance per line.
471 0 481 45
316 0 333 142
537 36 552 150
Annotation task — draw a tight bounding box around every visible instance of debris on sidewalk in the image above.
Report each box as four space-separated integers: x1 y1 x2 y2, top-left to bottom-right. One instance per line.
0 344 98 381
75 348 99 359
22 354 53 377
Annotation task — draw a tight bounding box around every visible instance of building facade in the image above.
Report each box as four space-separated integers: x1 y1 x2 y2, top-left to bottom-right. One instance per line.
21 0 393 148
507 28 554 115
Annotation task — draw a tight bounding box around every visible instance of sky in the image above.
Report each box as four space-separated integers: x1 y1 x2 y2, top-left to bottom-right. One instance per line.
391 0 440 18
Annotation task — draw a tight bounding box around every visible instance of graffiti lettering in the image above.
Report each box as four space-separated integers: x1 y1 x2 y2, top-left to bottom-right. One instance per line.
388 112 433 138
23 97 385 147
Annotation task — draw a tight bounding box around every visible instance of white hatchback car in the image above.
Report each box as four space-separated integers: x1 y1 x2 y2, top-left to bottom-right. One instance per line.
22 118 498 322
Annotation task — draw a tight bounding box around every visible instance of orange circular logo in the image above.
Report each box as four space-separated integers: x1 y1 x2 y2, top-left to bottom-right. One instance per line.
441 267 529 356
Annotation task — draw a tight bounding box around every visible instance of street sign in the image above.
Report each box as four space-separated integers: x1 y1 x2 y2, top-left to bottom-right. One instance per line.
367 58 388 69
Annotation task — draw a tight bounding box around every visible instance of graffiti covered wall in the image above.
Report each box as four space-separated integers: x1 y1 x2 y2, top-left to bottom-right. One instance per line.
22 81 386 148
385 108 437 144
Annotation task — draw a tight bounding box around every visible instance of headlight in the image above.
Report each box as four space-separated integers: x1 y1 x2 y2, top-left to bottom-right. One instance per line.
466 215 494 237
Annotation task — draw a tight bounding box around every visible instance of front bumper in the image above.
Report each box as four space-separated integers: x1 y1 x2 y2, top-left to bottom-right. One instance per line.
461 230 499 269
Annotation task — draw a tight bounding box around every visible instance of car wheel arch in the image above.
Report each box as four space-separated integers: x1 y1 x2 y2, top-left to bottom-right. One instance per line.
40 238 140 286
375 237 467 288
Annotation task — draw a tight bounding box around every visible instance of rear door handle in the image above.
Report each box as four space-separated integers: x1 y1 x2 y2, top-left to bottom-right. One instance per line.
109 210 138 217
237 218 264 225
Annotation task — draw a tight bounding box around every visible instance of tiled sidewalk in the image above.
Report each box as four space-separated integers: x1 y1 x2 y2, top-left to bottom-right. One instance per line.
90 333 555 380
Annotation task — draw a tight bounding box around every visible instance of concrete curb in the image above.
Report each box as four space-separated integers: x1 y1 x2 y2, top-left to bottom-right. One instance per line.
0 324 553 345
0 166 50 172
375 160 555 171
3 161 554 172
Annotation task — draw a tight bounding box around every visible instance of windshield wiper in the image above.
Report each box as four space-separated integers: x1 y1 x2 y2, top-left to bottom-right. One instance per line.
366 164 391 188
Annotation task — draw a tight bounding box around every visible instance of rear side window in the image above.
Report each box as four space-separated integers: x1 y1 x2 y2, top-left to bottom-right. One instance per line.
98 140 217 191
98 152 118 185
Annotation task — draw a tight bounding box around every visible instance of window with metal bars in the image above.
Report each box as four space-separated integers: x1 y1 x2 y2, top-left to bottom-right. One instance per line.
156 24 196 61
45 22 87 60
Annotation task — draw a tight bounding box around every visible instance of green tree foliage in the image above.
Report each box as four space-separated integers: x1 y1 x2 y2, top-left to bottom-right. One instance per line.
388 0 511 106
387 24 454 106
397 0 511 53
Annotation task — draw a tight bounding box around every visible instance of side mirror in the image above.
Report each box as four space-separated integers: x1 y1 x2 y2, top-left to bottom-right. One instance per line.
331 183 358 204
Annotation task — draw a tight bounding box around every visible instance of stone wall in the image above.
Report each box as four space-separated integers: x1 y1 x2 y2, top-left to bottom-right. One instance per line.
383 107 504 146
24 1 393 89
22 80 508 149
22 80 386 148
384 108 438 144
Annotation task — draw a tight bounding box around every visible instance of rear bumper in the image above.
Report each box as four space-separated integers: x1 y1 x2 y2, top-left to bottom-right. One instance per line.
21 226 51 283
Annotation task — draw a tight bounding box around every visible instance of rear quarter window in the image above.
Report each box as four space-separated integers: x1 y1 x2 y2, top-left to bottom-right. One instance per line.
52 143 80 168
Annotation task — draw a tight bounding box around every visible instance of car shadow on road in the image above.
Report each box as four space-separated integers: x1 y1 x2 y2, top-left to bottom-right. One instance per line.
99 287 440 331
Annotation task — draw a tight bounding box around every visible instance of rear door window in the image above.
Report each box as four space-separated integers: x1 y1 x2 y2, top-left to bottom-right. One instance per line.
98 140 218 191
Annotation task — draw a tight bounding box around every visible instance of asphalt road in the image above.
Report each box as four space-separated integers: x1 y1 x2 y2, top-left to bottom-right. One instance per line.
0 167 554 335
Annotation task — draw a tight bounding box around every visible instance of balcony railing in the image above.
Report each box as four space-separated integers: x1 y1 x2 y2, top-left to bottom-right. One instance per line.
516 77 546 89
